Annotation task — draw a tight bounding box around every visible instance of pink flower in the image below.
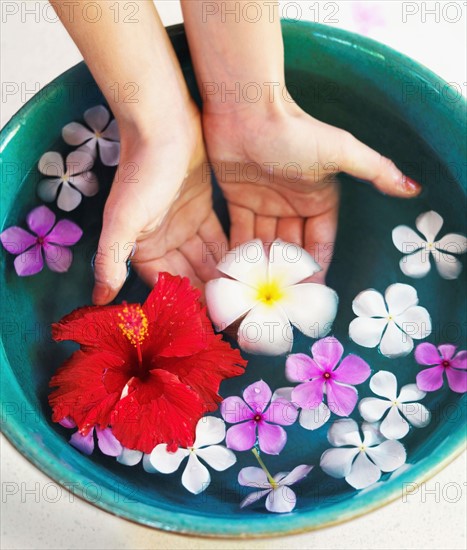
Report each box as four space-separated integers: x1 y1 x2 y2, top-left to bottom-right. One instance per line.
415 343 466 393
286 337 371 416
0 206 82 276
221 380 298 455
59 417 122 457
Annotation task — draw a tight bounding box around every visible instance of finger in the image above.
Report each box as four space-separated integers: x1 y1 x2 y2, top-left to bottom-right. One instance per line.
228 204 254 248
179 234 218 282
304 207 338 284
255 215 277 245
276 217 304 246
334 128 422 197
198 210 229 262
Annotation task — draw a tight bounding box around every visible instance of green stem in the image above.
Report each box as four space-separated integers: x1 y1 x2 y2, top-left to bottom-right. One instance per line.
251 447 278 488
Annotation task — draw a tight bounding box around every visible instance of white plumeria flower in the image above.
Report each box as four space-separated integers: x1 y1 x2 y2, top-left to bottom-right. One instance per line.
37 150 98 211
272 387 331 431
320 418 406 489
116 448 156 473
349 283 431 358
359 371 431 440
149 417 236 495
206 239 338 356
62 105 120 166
392 210 467 280
238 464 313 513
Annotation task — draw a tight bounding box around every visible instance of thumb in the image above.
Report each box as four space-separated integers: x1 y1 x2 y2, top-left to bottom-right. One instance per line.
333 128 421 197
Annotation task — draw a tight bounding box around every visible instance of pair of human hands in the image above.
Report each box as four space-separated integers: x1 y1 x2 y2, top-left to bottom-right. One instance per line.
92 100 420 305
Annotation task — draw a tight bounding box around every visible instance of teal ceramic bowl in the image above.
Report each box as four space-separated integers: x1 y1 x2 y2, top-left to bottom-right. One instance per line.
1 22 466 537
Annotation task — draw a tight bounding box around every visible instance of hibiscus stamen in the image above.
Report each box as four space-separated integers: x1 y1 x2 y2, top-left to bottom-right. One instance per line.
118 303 148 366
252 447 278 489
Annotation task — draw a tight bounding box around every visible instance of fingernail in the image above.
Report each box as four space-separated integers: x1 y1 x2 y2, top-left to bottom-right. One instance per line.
92 283 111 305
401 176 422 195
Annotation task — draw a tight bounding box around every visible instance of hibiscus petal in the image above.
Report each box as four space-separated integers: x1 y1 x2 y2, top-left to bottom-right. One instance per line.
193 416 226 448
26 205 56 236
349 317 387 348
346 451 381 489
149 444 189 473
359 397 391 423
84 105 110 132
446 368 467 393
225 421 257 451
399 402 431 428
292 379 324 410
436 233 467 255
38 152 64 177
98 139 120 166
217 239 269 285
392 225 424 253
238 466 269 488
399 249 432 278
369 371 398 400
257 423 287 455
181 453 211 494
320 447 359 478
433 252 463 280
397 383 426 403
237 304 292 355
396 306 431 341
326 381 358 417
45 219 83 246
452 350 467 369
299 402 331 430
311 336 343 371
101 118 120 140
285 353 322 382
263 398 298 426
327 418 362 447
385 283 418 316
243 380 272 413
57 183 83 212
380 406 409 439
352 289 387 317
37 178 62 203
68 172 99 197
416 366 444 392
268 239 320 286
415 342 441 365
62 121 94 145
379 321 413 358
0 227 36 255
280 283 338 339
42 243 72 273
66 150 94 176
240 489 271 508
205 278 257 330
117 448 143 466
333 354 371 385
266 487 296 513
70 430 95 455
96 427 123 456
415 210 443 242
196 445 236 471
14 244 44 276
365 440 406 472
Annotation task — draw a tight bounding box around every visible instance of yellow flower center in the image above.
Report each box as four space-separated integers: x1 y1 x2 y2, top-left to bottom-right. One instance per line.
118 303 148 347
256 280 283 306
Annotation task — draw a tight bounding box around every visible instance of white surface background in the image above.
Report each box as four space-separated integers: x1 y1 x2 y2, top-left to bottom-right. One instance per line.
1 1 466 549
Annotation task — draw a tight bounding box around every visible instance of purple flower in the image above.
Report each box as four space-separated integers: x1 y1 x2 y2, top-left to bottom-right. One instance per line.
286 337 371 417
221 380 298 455
59 417 122 457
415 343 466 393
0 206 82 276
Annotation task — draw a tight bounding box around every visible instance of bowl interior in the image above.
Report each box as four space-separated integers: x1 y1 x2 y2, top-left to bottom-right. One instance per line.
1 22 466 536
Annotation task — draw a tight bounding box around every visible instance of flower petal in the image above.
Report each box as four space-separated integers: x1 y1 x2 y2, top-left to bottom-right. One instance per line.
263 398 298 426
237 304 292 355
98 139 120 166
266 487 296 513
101 118 120 140
181 453 211 494
416 366 445 392
279 464 313 486
433 252 463 280
221 396 252 424
38 152 64 177
26 205 56 236
436 233 467 255
311 336 343 370
149 444 189 473
327 418 362 447
238 466 269 488
392 225 424 253
333 354 371 385
243 379 272 413
346 451 381 489
416 210 443 243
439 344 457 361
14 244 44 276
397 383 426 403
205 278 257 330
349 317 387 348
352 289 387 317
369 371 398 400
380 406 409 439
320 447 359 478
62 122 93 146
217 239 268 285
395 306 431 341
385 283 418 316
66 150 94 176
415 343 441 365
399 249 432 278
43 243 73 273
37 178 62 203
280 283 338 339
399 402 431 428
361 422 385 447
240 489 271 508
365 440 406 472
272 386 295 404
96 427 123 456
285 353 322 382
84 105 110 132
117 448 143 466
68 172 99 197
268 239 320 286
326 381 358 417
0 227 36 255
257 423 287 455
194 416 226 448
70 430 94 455
142 454 157 473
359 397 391 423
225 421 257 451
196 445 236 471
299 402 331 430
45 220 83 246
57 184 83 212
446 368 467 393
379 321 413 358
291 379 324 410
452 350 467 369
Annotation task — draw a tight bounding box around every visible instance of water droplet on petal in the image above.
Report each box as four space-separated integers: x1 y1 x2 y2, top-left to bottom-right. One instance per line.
254 387 261 394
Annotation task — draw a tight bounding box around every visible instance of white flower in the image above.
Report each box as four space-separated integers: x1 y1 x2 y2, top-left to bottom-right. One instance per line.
349 283 431 358
116 448 156 473
359 371 431 439
238 464 313 513
37 151 98 211
149 417 236 495
272 387 330 431
205 239 338 356
62 105 120 166
392 210 467 280
320 418 406 489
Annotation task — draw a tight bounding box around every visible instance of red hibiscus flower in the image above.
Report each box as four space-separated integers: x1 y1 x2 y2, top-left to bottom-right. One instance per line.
49 273 247 453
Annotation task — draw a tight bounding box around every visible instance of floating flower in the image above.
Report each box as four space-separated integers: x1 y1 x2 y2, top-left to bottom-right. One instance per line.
206 239 338 355
392 211 466 279
62 105 120 166
238 461 313 513
286 337 371 417
349 283 431 358
415 343 467 393
359 371 431 439
37 150 98 211
49 273 246 453
272 387 331 431
150 417 236 494
116 448 156 473
0 206 82 276
320 419 406 489
221 380 298 455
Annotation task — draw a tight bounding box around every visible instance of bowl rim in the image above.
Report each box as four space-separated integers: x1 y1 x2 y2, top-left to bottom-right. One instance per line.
1 20 466 538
